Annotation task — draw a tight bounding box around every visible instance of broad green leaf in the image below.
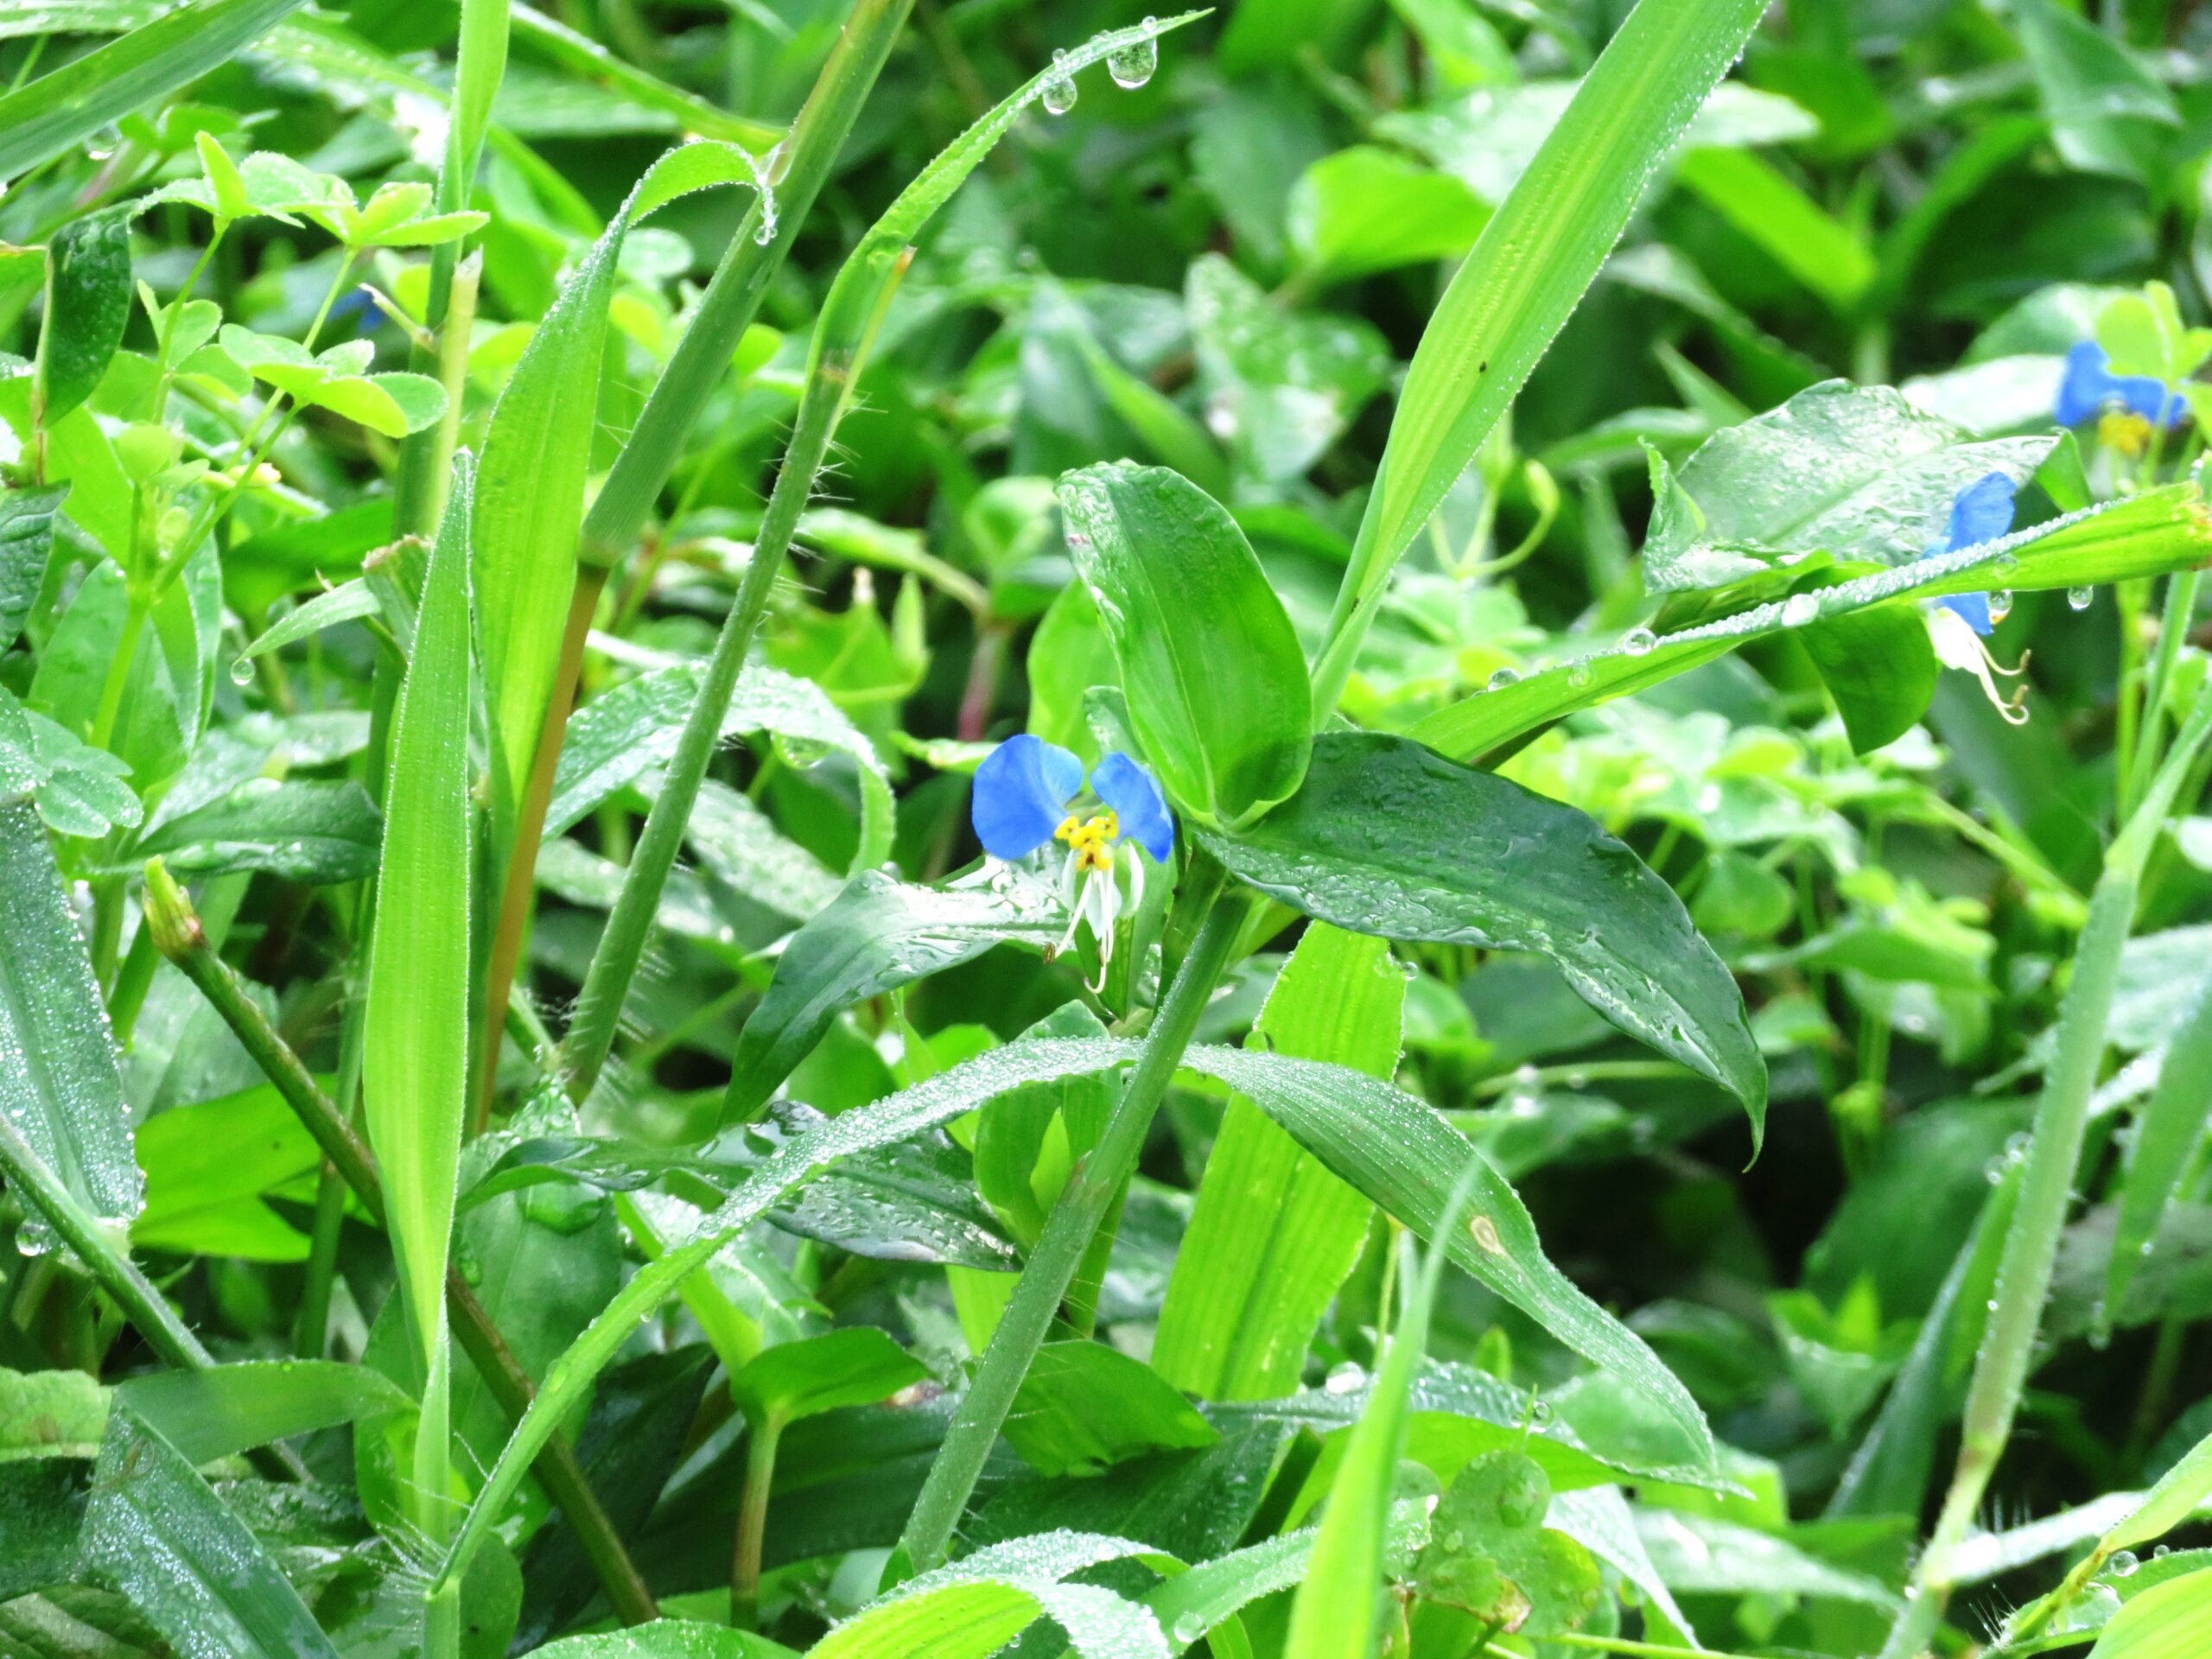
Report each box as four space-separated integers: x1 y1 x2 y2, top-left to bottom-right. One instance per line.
1155 923 1402 1400
1003 1342 1218 1478
79 1402 340 1659
2013 0 2179 184
0 1364 106 1459
442 1037 1696 1590
1408 1452 1603 1637
1633 1510 1898 1607
0 797 143 1250
2088 1567 2212 1659
721 868 1065 1122
1409 484 2212 767
1057 462 1311 830
0 686 142 837
35 206 133 426
1142 1506 1424 1656
126 777 380 883
118 1361 410 1463
810 1533 1171 1659
1642 381 2056 599
537 1626 795 1658
547 661 891 871
1287 147 1488 283
1284 1168 1473 1658
0 0 306 180
733 1329 926 1428
1798 601 1940 755
1672 148 1873 313
1313 0 1773 709
1202 733 1765 1130
0 485 62 652
2107 976 2212 1329
132 1084 318 1262
301 370 446 437
362 456 474 1525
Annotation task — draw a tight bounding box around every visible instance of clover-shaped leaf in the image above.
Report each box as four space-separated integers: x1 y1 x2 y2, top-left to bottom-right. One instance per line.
302 179 488 251
0 689 143 838
151 138 350 227
1406 1450 1602 1637
213 325 448 438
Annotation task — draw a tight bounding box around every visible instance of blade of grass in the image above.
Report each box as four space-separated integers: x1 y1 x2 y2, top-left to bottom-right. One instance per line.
1308 0 1770 715
363 459 474 1553
1880 677 2212 1657
142 858 660 1625
0 0 307 181
557 12 1203 1103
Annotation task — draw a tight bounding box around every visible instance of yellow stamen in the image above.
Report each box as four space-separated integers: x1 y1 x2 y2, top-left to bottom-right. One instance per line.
1054 815 1083 844
2099 410 2153 458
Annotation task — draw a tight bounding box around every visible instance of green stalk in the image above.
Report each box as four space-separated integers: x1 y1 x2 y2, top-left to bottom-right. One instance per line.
560 252 910 1103
897 858 1241 1574
575 0 912 573
142 860 660 1626
2131 568 2199 791
1881 681 2212 1657
0 1109 212 1374
730 1410 783 1628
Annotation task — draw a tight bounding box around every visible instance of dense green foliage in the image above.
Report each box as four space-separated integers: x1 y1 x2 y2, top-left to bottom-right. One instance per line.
7 0 2212 1655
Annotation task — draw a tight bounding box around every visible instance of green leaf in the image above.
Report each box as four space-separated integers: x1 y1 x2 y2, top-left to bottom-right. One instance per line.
1287 148 1488 284
79 1402 340 1658
1798 601 1941 755
1313 0 1773 709
1633 1509 1898 1607
0 0 306 180
1003 1342 1219 1478
131 1084 318 1262
117 1361 410 1464
0 797 143 1250
1154 923 1402 1400
361 455 474 1524
1284 1168 1475 1658
0 687 142 837
237 578 380 663
1672 148 1874 313
1643 381 2056 600
721 868 1066 1122
1057 462 1311 830
1409 1452 1603 1636
2107 976 2212 1330
0 485 63 652
536 1626 796 1659
1409 484 2212 768
35 205 134 426
2089 1567 2212 1659
733 1329 927 1428
2013 0 2179 185
547 662 891 873
127 778 380 883
1202 733 1765 1129
300 370 447 437
0 1364 107 1459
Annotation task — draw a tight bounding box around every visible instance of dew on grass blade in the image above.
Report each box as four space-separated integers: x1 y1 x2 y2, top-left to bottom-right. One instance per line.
1041 50 1077 114
1108 23 1158 88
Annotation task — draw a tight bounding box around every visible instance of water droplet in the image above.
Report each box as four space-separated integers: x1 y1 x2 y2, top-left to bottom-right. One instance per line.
1566 660 1593 689
2110 1549 2139 1576
1108 23 1158 89
1988 589 2013 622
1621 626 1656 657
1993 551 2021 575
2069 585 2094 612
1324 1361 1364 1394
2155 1545 2172 1559
1529 1398 1552 1426
1172 1612 1206 1644
1041 51 1077 115
1781 593 1820 628
1986 1299 2000 1314
2140 1238 2156 1256
229 656 256 687
1487 666 1520 691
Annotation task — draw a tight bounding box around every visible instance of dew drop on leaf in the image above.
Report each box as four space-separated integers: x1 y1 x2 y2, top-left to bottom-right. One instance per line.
1988 589 2012 621
1171 1613 1206 1644
1487 666 1520 690
2069 585 2094 611
1041 52 1077 114
1781 593 1820 627
1621 626 1656 657
229 657 256 687
1108 24 1158 89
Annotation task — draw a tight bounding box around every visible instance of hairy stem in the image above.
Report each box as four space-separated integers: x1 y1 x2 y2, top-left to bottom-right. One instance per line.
143 859 659 1625
897 855 1240 1573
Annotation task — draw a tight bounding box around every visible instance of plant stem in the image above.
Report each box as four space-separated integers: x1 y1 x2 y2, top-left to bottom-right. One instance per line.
897 856 1239 1574
730 1411 782 1628
143 859 660 1625
1883 681 2212 1656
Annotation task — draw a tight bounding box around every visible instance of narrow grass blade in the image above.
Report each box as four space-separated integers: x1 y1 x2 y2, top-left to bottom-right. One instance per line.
0 796 143 1248
2103 972 2212 1330
0 0 308 181
363 457 475 1536
1154 922 1402 1400
1310 0 1772 711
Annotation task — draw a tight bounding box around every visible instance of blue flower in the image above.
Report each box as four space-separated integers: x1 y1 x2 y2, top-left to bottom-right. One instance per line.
1922 472 2028 724
971 734 1174 982
2054 340 2181 430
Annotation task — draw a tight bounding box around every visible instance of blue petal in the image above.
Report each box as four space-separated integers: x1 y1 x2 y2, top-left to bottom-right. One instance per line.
1943 472 2018 553
1091 752 1174 863
1939 592 1994 637
2056 340 2184 429
972 734 1083 859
